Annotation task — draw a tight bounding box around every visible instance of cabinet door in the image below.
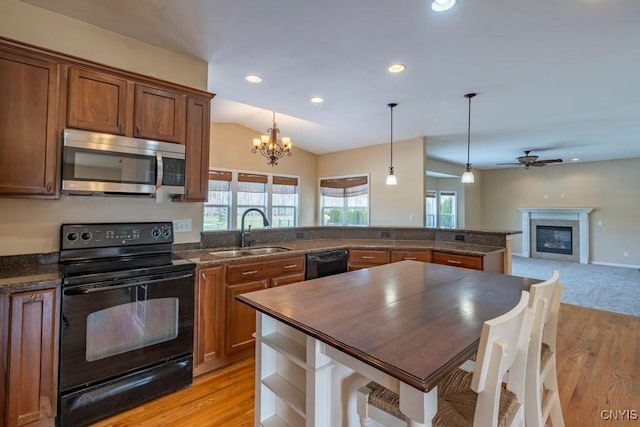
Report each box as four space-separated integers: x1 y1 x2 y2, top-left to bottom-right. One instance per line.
6 288 58 427
194 266 224 376
67 67 128 134
0 51 59 196
134 84 186 143
225 279 268 358
182 96 211 201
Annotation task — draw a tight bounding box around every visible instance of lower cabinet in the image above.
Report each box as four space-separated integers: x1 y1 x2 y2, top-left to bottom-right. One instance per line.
194 256 305 376
225 279 268 358
348 249 389 270
390 250 432 263
4 288 58 427
432 251 503 273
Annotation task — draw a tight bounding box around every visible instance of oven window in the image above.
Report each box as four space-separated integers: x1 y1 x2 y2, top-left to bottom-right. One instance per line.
86 297 179 361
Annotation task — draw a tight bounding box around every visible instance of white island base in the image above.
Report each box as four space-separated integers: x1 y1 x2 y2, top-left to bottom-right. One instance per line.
254 312 438 427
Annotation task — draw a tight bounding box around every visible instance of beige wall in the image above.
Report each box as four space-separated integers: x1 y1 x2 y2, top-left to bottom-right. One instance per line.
482 158 640 266
0 0 209 255
0 0 207 89
209 123 318 226
318 137 426 226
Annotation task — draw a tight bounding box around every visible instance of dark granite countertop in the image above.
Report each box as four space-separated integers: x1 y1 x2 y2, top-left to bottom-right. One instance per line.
0 263 61 293
177 238 506 268
0 238 505 292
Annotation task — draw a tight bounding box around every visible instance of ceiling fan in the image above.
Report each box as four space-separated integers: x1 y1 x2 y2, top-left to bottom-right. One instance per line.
498 150 563 169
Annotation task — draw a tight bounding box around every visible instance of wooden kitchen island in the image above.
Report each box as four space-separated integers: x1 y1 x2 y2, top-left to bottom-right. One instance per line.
237 260 538 426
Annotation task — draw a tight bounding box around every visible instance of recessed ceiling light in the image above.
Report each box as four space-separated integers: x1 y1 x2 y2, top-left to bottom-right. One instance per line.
245 74 262 83
310 97 324 104
388 63 406 73
571 157 580 162
431 0 456 12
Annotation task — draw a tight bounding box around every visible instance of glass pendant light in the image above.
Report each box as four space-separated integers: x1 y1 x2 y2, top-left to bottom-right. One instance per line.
461 93 476 184
386 103 398 186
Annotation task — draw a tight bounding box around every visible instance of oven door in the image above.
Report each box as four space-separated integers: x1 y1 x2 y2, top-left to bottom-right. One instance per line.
59 269 194 392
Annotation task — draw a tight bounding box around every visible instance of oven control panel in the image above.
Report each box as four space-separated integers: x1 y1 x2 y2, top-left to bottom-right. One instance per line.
61 222 173 249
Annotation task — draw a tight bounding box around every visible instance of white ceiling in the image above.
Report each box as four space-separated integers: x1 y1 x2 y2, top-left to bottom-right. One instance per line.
24 0 640 169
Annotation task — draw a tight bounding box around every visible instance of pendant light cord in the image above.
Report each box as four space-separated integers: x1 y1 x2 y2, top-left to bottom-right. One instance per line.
390 105 394 167
464 93 476 167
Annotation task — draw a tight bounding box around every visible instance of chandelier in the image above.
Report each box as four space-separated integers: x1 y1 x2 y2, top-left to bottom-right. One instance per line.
251 112 292 166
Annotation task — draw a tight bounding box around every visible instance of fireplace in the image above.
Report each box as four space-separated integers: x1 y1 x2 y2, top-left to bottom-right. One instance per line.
536 225 572 255
519 208 593 264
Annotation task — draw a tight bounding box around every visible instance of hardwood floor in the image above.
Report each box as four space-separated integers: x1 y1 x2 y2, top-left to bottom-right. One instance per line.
94 304 639 426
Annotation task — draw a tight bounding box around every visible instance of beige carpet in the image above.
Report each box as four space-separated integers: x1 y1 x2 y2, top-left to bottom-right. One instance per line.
511 255 640 317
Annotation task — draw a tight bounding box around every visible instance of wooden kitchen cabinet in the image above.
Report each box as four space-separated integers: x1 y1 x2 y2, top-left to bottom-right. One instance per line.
66 67 129 135
181 96 211 202
225 256 305 362
194 256 305 376
390 250 432 263
5 288 58 427
193 266 225 376
348 249 389 270
133 84 186 144
0 49 60 197
432 250 504 273
225 279 268 358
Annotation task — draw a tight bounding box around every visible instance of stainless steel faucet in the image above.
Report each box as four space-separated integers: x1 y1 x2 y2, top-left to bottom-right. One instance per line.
240 208 270 247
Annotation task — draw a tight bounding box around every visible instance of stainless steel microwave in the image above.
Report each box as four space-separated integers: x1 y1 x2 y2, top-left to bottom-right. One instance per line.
62 129 185 197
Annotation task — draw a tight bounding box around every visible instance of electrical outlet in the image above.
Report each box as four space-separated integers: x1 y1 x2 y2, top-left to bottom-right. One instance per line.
455 234 465 241
173 219 192 233
623 251 629 257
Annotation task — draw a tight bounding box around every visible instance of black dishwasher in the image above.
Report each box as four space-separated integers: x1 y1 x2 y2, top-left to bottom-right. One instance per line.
305 249 349 280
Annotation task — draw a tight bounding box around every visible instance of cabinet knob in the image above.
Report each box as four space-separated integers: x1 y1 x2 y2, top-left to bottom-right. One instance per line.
135 125 140 135
45 182 52 192
119 123 125 133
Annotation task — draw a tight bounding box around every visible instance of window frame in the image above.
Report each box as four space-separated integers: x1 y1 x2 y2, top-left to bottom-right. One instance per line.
319 174 370 227
203 169 300 231
425 190 457 229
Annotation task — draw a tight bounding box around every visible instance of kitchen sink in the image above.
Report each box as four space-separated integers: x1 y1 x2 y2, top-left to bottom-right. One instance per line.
208 246 291 258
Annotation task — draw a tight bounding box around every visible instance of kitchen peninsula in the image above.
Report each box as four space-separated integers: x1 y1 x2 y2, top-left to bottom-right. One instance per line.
238 260 537 426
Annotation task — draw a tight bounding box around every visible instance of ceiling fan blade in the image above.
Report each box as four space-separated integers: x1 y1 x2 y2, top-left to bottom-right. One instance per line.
538 158 563 164
496 162 524 165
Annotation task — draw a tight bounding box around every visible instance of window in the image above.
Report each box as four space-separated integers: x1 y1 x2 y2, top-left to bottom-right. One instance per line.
426 191 437 228
204 171 232 231
272 176 298 228
320 175 369 226
237 173 268 230
203 170 300 231
425 190 457 229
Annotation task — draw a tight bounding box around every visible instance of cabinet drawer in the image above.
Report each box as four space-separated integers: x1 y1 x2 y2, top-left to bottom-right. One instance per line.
349 250 389 265
390 250 432 263
227 256 305 284
432 251 482 270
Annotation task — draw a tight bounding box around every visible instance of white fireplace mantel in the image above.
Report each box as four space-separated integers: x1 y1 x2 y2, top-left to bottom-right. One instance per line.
519 208 594 264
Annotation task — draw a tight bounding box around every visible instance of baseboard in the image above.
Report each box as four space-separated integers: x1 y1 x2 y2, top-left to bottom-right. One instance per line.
591 261 640 269
513 254 639 269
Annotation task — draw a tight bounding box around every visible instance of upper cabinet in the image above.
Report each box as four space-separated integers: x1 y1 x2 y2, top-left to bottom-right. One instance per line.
67 68 128 135
0 37 214 199
133 84 186 144
182 96 211 201
0 49 60 196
